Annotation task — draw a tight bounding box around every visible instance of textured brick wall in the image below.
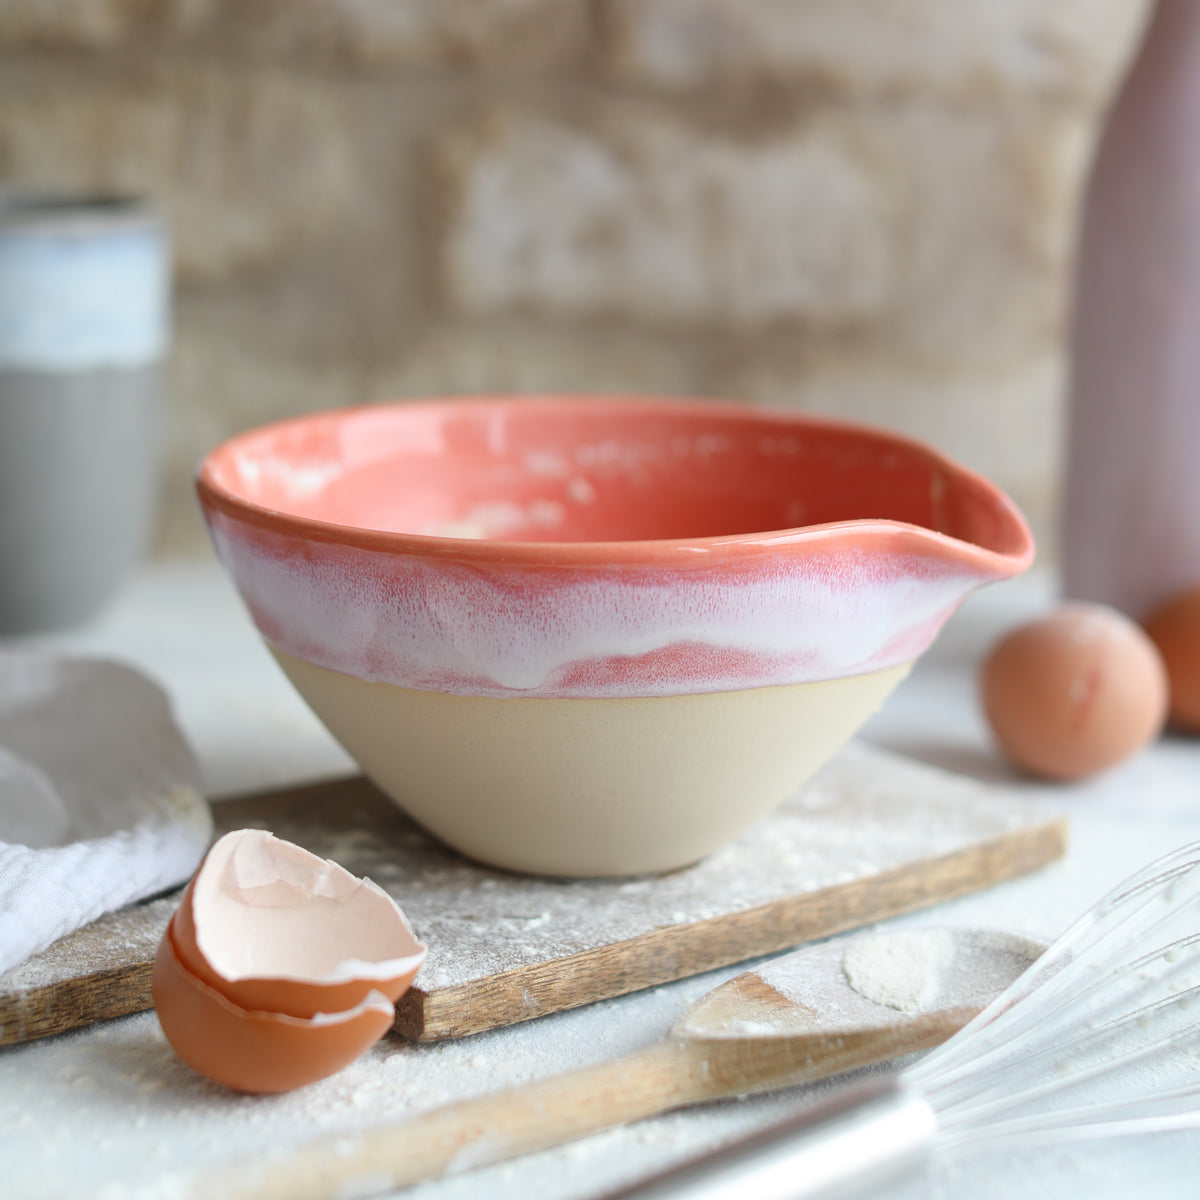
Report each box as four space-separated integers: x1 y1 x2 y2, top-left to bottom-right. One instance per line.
0 1 1148 559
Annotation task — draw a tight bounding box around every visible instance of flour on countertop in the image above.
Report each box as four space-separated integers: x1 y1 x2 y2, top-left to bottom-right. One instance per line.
0 742 1051 1009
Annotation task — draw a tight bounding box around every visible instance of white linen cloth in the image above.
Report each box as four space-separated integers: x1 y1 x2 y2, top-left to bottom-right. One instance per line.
0 650 212 973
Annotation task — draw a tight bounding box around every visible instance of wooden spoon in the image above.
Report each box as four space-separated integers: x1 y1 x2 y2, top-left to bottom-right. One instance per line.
180 926 1045 1200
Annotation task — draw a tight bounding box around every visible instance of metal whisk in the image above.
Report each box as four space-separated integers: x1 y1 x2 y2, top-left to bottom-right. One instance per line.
607 841 1200 1200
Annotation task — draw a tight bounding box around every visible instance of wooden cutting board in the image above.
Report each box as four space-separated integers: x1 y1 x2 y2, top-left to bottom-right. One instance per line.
0 742 1065 1048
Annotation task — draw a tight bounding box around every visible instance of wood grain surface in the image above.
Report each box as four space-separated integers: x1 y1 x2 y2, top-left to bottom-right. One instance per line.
0 743 1066 1047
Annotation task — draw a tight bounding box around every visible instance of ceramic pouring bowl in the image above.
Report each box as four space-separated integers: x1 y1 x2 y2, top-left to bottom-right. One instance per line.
197 396 1033 877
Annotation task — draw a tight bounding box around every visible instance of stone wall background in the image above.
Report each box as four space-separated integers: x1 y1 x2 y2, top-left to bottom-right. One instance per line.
0 0 1150 561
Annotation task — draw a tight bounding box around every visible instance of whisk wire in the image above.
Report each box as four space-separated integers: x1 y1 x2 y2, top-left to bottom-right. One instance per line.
938 1091 1200 1155
928 971 1200 1117
898 842 1200 1162
603 843 1200 1200
907 846 1200 1098
936 987 1200 1132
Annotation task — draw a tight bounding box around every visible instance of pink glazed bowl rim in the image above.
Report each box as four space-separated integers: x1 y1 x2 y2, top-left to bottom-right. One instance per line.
195 394 1035 574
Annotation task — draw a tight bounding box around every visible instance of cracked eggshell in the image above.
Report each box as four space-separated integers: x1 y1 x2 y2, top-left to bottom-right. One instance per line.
153 919 397 1094
171 828 426 1019
153 828 427 1092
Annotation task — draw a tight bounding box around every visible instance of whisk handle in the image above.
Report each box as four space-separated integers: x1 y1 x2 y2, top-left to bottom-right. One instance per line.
600 1078 938 1200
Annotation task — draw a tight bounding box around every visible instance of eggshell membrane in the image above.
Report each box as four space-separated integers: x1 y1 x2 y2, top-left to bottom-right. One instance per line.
153 918 395 1094
980 603 1168 781
172 829 426 1019
1143 585 1200 732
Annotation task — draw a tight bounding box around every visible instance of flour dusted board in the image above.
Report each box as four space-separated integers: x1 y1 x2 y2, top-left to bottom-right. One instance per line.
0 743 1065 1046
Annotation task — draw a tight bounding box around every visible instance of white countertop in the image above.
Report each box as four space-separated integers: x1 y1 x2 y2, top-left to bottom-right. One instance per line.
4 560 1200 1200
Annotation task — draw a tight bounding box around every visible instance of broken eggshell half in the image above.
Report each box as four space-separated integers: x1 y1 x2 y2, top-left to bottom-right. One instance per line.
153 924 398 1094
153 828 427 1092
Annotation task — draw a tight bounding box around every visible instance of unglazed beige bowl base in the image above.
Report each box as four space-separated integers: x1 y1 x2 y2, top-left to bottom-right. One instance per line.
272 649 912 877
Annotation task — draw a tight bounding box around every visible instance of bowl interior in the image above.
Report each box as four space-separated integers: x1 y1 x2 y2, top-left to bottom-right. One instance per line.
204 397 1023 554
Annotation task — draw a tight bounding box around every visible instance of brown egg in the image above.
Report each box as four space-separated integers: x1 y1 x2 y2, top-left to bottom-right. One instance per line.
980 603 1168 781
153 829 427 1093
1143 584 1200 733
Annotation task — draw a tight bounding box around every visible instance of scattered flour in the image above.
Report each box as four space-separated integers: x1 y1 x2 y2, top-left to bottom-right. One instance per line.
842 928 959 1013
1 744 1051 1025
729 926 1042 1040
842 928 1045 1015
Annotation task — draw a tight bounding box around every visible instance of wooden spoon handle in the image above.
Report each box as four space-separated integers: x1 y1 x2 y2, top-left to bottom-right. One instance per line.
196 1040 704 1200
187 1019 971 1200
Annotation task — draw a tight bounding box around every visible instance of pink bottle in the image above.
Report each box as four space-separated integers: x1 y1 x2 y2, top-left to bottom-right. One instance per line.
1063 0 1200 620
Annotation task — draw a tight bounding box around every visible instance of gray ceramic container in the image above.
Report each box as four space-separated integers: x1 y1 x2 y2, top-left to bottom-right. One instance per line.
0 196 169 633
